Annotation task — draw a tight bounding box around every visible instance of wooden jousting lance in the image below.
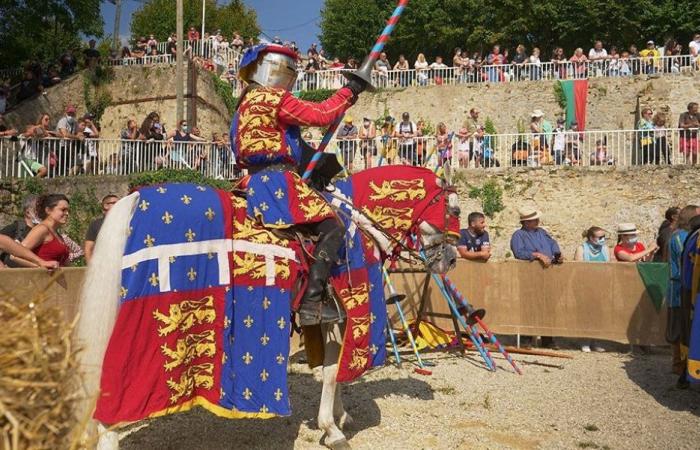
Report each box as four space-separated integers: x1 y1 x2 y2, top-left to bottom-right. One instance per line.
301 0 410 183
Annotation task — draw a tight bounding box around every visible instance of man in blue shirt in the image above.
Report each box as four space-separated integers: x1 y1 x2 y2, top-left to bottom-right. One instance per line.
510 207 563 267
458 212 491 262
510 207 562 350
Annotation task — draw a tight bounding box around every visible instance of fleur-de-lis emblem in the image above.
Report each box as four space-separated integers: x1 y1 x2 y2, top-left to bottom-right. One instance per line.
156 186 167 194
187 267 197 281
222 353 227 364
220 388 225 399
162 211 173 224
242 352 253 365
260 333 270 346
260 369 269 382
244 315 254 328
144 234 155 247
276 353 285 365
204 207 216 221
274 388 283 401
119 286 128 298
259 405 269 414
277 317 286 330
196 185 207 191
139 200 150 211
224 316 231 329
262 297 271 310
181 195 192 205
275 218 286 226
248 187 255 196
148 273 159 287
370 344 378 355
131 264 138 272
370 312 376 324
243 387 252 400
185 229 196 242
259 202 269 211
247 285 254 292
169 256 176 264
260 175 270 183
274 188 284 199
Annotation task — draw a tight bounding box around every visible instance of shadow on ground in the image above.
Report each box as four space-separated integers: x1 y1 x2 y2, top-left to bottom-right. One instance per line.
119 371 434 450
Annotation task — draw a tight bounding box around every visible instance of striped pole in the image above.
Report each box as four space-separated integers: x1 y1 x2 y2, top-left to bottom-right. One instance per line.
301 0 410 183
442 275 523 375
386 322 402 367
382 266 427 370
409 236 495 371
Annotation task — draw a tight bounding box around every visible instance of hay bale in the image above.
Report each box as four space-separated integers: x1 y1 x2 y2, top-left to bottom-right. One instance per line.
0 272 83 450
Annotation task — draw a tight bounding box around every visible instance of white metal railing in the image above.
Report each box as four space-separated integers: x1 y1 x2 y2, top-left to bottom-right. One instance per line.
0 137 238 180
107 54 174 66
106 39 242 70
271 54 700 95
1 128 698 180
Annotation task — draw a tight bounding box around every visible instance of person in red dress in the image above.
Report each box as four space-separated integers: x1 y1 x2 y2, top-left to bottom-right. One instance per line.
614 223 658 262
12 194 71 267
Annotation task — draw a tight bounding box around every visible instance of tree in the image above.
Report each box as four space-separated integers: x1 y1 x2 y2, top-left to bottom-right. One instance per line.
130 0 260 43
0 0 103 68
319 0 700 63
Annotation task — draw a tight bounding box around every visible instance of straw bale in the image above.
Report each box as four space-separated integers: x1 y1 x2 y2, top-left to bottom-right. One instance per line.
0 272 82 450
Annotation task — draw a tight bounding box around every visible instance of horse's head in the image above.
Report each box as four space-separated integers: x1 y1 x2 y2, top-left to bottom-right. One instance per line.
339 166 461 274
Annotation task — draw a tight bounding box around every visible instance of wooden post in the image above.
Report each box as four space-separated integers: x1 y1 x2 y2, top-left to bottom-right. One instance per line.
176 0 184 122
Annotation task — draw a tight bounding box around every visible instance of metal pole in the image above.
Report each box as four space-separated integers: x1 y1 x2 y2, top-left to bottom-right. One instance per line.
112 0 122 51
201 0 206 43
176 0 184 122
382 267 426 369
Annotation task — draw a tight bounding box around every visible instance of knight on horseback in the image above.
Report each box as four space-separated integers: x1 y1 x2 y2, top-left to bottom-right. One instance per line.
231 44 368 326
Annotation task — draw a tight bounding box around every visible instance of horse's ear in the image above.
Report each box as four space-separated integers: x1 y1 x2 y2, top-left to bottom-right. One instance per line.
441 161 453 187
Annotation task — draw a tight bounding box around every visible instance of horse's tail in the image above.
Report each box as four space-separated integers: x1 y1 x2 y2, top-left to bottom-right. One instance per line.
76 191 139 421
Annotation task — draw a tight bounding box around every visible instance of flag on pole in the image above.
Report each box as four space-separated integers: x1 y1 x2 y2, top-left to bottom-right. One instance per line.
559 80 588 130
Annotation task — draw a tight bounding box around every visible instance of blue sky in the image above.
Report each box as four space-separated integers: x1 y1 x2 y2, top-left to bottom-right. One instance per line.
100 0 324 49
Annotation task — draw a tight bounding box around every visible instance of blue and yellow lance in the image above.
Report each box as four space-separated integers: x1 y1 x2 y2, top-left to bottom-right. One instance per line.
301 0 410 183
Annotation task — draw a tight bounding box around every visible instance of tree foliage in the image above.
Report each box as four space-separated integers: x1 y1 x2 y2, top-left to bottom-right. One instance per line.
130 0 260 43
0 0 103 67
320 0 700 62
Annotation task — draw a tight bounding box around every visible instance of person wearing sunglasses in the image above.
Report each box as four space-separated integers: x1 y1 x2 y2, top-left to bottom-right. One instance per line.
574 226 610 262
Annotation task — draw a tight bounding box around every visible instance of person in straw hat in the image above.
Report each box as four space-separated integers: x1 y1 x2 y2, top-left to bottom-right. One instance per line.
510 206 563 267
510 206 562 349
613 223 658 262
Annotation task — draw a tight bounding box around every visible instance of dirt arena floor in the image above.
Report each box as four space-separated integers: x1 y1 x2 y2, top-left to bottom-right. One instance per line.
120 342 700 450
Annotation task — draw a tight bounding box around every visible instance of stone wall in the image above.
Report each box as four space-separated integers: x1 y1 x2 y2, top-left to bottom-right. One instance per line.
453 165 700 260
349 71 700 132
4 64 231 140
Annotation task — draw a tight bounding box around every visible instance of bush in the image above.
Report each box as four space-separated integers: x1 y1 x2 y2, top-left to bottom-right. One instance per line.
211 73 237 116
128 169 233 191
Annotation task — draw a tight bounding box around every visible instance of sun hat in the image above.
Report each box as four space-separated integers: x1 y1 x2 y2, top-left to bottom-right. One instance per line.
531 109 545 118
518 206 541 222
344 116 353 123
617 223 638 235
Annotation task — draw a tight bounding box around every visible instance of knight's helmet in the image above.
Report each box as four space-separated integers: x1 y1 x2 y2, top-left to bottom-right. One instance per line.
238 44 299 91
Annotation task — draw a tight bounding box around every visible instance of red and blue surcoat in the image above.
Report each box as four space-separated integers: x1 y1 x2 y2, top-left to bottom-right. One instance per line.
230 86 354 228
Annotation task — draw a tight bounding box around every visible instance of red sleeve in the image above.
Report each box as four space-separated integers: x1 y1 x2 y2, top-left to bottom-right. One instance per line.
278 87 354 127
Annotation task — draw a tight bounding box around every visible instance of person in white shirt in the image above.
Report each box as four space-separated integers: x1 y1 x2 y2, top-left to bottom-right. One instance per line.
414 53 429 86
588 40 609 76
690 34 700 68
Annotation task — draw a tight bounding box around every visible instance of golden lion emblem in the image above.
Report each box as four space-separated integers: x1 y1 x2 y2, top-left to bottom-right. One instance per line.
161 330 216 372
152 297 216 337
165 363 214 404
339 283 369 310
368 179 426 202
362 205 413 231
348 348 369 371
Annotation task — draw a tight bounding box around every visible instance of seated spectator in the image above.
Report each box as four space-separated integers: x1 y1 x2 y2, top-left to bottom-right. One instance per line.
11 194 71 267
614 223 657 262
652 112 670 164
0 195 39 266
510 207 563 267
590 139 614 165
84 194 119 263
147 34 158 49
380 116 397 164
678 102 699 165
232 32 244 53
414 53 429 86
336 116 358 170
569 48 588 78
486 45 506 82
458 212 491 261
359 117 376 170
188 27 200 41
393 54 410 87
166 119 205 169
690 34 700 59
639 40 660 74
574 226 610 262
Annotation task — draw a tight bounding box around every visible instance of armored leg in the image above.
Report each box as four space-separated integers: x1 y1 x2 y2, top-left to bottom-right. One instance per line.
299 219 345 326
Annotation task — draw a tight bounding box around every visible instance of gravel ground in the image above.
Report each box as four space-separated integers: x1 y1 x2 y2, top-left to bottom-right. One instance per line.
120 343 700 450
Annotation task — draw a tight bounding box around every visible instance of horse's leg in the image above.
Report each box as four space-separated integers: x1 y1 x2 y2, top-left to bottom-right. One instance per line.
333 381 353 431
318 322 350 450
96 423 119 450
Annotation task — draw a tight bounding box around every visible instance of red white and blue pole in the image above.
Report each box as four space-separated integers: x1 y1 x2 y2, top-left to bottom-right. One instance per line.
301 0 410 183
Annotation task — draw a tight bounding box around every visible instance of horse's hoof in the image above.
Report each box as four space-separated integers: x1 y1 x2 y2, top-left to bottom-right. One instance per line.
338 412 354 430
327 438 352 450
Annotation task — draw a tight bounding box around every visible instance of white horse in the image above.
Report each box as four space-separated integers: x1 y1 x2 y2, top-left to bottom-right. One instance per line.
77 169 458 449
